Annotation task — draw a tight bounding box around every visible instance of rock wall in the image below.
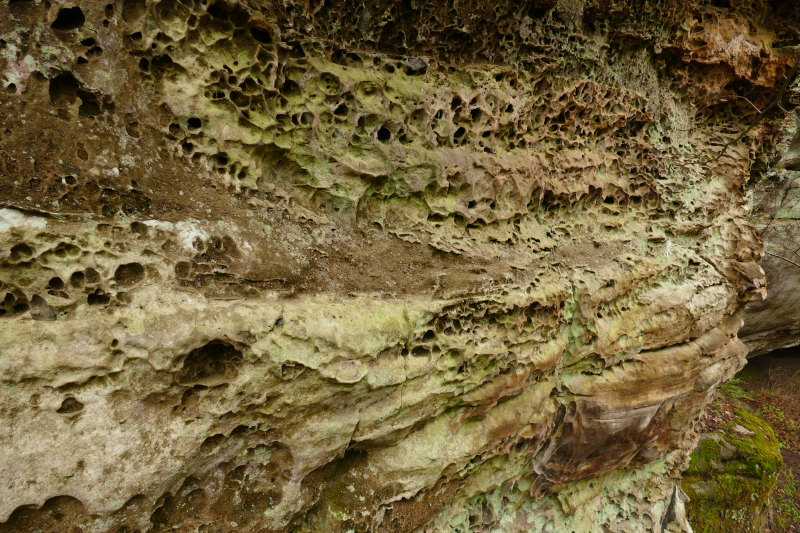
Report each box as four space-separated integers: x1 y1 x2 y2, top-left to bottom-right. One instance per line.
0 0 796 531
741 99 800 357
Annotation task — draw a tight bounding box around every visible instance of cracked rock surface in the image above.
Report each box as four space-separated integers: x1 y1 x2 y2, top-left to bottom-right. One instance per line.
0 0 796 531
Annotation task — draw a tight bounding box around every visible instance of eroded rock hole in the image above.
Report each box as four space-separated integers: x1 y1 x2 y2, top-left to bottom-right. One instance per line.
114 263 145 287
334 104 348 117
69 271 85 288
206 1 229 20
151 54 174 72
279 362 306 380
280 80 300 97
122 0 146 22
377 126 391 142
49 73 78 106
250 27 271 43
30 294 56 322
174 261 191 279
10 243 33 262
176 341 243 386
57 397 84 414
88 289 110 305
77 91 101 117
51 7 85 31
125 120 140 137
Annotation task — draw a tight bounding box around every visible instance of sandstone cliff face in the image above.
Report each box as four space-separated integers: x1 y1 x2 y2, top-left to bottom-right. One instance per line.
0 0 795 531
741 100 800 357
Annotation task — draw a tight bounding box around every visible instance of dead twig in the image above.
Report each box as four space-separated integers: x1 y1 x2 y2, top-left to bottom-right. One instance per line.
765 250 800 270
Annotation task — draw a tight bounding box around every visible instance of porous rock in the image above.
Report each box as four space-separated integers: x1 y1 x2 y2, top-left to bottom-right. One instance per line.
0 0 795 531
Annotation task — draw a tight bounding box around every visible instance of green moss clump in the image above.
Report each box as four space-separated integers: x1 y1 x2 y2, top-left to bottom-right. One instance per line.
683 410 782 533
685 438 721 477
725 410 784 477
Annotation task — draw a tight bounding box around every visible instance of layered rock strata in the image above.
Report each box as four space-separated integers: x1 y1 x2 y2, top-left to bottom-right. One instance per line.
0 0 796 531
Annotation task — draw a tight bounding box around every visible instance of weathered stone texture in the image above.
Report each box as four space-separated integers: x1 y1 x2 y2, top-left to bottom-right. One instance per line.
741 99 800 356
0 0 797 531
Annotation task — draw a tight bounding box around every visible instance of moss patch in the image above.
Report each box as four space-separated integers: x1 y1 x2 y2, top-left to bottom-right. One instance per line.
684 410 782 533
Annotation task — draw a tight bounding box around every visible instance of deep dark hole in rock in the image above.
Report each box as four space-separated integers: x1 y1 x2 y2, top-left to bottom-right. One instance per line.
250 27 271 43
745 346 800 381
49 73 78 105
51 7 85 31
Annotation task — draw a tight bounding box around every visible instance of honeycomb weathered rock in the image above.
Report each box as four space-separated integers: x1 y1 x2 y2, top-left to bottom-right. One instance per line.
0 0 797 531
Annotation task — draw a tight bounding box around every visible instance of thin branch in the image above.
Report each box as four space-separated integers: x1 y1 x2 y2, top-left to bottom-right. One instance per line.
717 95 763 114
765 250 800 270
